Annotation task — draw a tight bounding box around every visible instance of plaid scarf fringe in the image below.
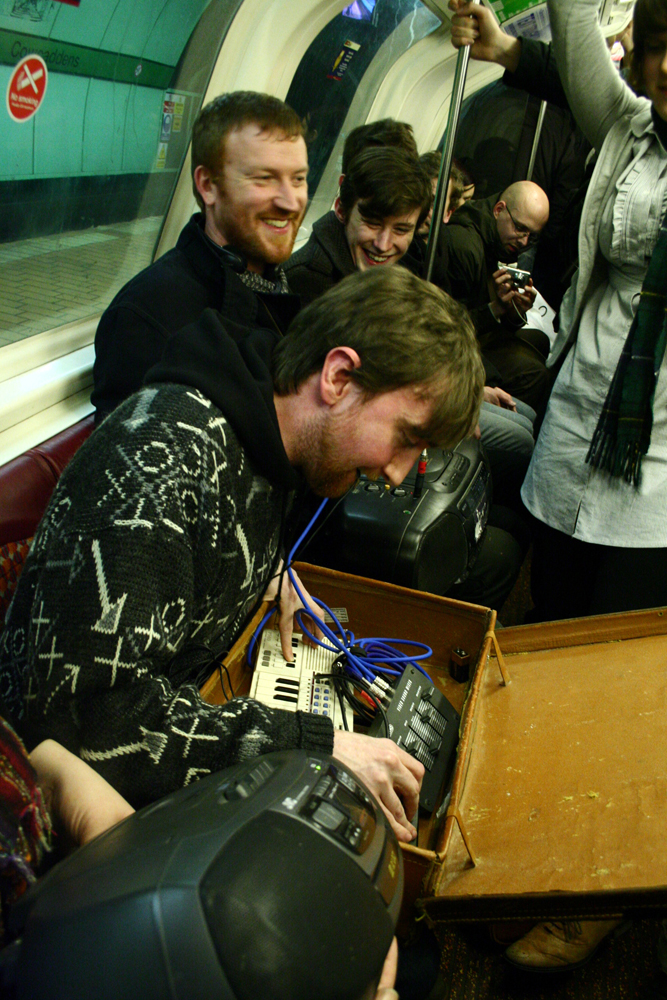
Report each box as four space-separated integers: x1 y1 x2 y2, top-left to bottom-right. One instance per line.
586 226 667 486
587 424 647 486
586 334 658 486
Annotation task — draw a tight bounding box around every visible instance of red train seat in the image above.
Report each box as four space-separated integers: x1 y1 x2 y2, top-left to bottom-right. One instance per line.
0 416 94 625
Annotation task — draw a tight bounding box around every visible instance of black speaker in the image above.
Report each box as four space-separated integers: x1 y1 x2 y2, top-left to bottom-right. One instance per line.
10 751 402 1000
306 438 491 595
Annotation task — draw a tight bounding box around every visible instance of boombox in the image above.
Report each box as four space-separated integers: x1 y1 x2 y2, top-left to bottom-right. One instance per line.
9 752 401 1000
305 437 491 595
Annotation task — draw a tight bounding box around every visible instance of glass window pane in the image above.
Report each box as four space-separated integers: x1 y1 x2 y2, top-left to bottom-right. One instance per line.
0 0 239 349
453 80 531 200
286 0 440 200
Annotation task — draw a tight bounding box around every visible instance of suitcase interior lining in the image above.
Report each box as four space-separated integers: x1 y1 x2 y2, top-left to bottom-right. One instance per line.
436 632 667 899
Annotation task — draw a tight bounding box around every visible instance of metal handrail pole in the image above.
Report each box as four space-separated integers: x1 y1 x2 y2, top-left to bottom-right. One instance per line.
424 1 480 284
526 98 547 181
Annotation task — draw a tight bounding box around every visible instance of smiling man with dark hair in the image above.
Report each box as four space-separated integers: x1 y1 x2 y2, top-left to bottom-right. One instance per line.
341 117 418 175
285 147 431 305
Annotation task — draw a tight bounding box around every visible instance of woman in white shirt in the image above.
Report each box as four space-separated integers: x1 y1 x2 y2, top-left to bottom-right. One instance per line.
521 0 667 621
453 0 667 622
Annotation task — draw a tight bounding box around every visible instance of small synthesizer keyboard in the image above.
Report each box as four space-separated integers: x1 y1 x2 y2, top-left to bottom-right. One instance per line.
250 629 352 730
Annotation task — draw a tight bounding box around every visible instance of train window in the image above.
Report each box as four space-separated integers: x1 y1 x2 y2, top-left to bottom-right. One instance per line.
286 0 440 201
454 80 531 200
0 0 238 354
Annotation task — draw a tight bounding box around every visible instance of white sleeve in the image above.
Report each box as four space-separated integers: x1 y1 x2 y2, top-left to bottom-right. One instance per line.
547 0 646 150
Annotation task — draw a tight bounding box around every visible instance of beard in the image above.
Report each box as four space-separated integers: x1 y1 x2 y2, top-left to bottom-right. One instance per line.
498 242 519 263
293 416 360 498
211 191 304 270
223 213 301 267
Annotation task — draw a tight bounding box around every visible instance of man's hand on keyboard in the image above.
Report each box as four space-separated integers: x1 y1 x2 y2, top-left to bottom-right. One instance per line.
262 562 323 660
332 730 424 842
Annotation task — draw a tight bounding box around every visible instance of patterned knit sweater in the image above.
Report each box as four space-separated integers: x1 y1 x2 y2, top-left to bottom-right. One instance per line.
0 383 333 808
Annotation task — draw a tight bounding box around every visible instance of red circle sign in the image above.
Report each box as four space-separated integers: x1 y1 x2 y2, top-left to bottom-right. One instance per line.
7 54 48 123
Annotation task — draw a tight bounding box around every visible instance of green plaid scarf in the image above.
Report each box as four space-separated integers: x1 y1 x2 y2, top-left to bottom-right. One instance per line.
586 213 667 486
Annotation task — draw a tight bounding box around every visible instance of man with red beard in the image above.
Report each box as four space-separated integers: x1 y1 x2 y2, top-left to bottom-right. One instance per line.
2 267 483 846
92 91 308 425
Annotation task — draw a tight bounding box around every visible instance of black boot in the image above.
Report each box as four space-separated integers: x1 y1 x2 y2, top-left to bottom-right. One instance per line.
395 929 444 1000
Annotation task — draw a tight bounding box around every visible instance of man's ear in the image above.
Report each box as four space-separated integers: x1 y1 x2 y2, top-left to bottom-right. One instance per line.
334 196 346 226
319 347 362 406
193 165 217 207
493 200 505 220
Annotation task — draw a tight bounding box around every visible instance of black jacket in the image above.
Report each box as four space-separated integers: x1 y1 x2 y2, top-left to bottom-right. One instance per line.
92 213 301 424
284 211 356 306
503 38 568 109
432 194 516 344
146 308 300 492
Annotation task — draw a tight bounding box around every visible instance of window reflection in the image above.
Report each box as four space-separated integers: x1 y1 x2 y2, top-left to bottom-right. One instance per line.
286 0 440 198
0 0 237 348
342 0 377 22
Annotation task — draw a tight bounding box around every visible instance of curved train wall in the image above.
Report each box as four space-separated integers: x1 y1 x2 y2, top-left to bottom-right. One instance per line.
0 0 224 242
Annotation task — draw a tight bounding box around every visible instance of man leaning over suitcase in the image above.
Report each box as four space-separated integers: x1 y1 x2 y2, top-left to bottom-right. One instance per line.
1 266 483 850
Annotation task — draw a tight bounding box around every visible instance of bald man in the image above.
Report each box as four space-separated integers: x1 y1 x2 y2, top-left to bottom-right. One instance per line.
432 180 551 412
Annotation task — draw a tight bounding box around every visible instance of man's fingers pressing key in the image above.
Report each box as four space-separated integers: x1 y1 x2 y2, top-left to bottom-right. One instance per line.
263 562 324 661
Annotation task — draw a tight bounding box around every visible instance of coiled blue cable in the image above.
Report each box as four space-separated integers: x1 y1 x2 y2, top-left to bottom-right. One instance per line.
247 496 433 683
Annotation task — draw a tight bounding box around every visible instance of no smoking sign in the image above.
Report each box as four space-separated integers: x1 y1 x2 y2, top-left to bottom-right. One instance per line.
7 54 48 123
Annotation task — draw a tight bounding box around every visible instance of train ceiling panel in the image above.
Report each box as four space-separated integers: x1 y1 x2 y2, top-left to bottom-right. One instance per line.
0 0 208 62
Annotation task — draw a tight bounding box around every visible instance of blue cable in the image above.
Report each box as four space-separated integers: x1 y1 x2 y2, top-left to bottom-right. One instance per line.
247 496 433 685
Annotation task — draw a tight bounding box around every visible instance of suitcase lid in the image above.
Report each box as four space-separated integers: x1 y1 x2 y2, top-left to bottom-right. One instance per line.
423 608 667 921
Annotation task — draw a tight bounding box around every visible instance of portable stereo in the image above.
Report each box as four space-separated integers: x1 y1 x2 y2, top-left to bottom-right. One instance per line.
9 751 402 1000
305 437 491 595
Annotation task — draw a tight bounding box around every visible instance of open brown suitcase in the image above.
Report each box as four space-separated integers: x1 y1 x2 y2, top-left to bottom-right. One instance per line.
201 563 667 927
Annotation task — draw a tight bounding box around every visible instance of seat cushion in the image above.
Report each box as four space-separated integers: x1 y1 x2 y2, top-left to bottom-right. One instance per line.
0 415 94 547
0 538 33 628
